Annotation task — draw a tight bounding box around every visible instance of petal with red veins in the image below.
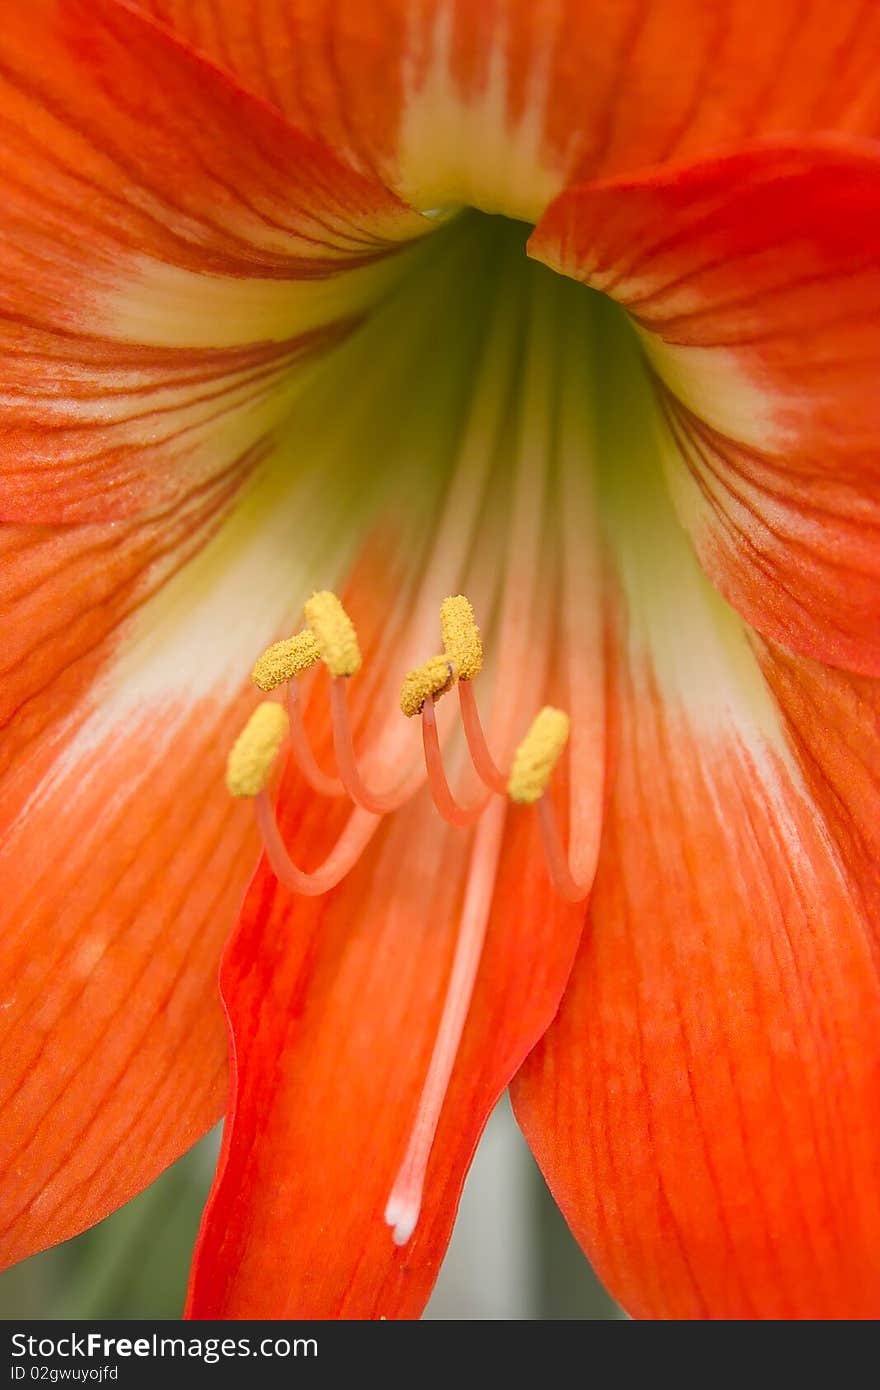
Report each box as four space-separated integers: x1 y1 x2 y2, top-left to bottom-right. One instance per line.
0 508 242 1268
138 0 880 220
0 373 376 1266
511 388 880 1320
531 140 880 676
0 439 381 1266
0 0 427 524
754 637 880 957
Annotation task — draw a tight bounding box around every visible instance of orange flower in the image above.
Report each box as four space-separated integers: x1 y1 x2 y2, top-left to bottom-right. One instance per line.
2 0 880 1320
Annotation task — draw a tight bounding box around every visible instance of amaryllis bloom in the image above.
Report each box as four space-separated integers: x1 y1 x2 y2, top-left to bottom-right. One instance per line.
2 0 880 1322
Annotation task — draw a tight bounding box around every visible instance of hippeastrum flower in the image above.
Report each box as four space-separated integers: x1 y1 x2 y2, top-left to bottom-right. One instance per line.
2 0 880 1321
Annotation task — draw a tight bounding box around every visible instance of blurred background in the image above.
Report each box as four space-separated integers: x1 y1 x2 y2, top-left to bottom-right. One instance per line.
0 1098 621 1320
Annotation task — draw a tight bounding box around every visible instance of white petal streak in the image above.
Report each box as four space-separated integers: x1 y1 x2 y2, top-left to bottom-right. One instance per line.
398 2 566 221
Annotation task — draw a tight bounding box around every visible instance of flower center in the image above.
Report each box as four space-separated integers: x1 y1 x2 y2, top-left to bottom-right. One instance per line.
221 211 642 1249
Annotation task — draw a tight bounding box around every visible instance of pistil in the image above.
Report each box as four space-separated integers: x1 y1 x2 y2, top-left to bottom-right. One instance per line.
384 798 506 1246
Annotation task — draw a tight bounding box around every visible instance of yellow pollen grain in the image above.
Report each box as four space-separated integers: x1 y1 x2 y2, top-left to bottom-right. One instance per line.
226 702 289 798
440 594 482 680
508 707 570 805
399 655 455 717
251 630 321 691
303 590 362 678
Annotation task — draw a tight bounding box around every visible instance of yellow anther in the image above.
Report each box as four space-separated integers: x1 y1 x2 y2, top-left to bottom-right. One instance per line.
507 707 570 805
400 655 455 718
303 590 362 678
440 594 482 681
226 702 289 798
251 630 321 691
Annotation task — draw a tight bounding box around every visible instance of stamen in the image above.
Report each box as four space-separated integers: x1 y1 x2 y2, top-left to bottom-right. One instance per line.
399 655 456 718
440 594 482 680
286 681 345 798
251 630 321 691
421 697 491 828
385 799 506 1246
226 702 289 798
457 680 507 794
507 707 570 805
256 792 381 895
303 590 362 677
330 678 421 814
535 795 591 903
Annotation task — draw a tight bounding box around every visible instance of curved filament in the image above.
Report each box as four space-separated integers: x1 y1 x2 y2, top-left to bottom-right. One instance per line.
330 678 426 814
421 697 492 828
255 790 381 896
535 794 591 902
457 680 508 793
286 681 345 798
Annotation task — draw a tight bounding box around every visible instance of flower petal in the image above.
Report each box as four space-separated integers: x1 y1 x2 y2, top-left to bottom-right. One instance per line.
138 0 880 220
186 737 583 1319
0 0 427 524
0 452 383 1267
754 637 880 957
0 510 243 1268
531 139 880 675
511 390 880 1320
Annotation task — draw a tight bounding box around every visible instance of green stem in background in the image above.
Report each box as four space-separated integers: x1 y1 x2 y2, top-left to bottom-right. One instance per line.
533 1161 624 1320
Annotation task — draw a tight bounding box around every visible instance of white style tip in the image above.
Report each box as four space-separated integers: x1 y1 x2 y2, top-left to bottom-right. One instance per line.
384 1192 421 1247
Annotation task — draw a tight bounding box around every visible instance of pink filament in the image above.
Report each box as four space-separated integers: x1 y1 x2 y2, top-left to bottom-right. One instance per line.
457 680 507 793
385 797 506 1246
535 794 590 902
255 790 380 896
286 681 345 798
329 677 424 815
420 697 492 827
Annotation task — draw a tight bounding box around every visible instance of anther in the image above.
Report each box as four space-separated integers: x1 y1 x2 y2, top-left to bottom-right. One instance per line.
251 630 321 691
226 702 289 798
400 656 455 718
440 594 482 680
303 590 362 677
507 707 570 805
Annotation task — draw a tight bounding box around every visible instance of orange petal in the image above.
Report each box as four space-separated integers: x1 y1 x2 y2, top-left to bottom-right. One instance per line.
0 437 382 1266
138 1 880 219
754 636 880 959
0 478 287 1266
0 0 426 524
186 784 584 1318
512 438 880 1320
532 139 880 675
